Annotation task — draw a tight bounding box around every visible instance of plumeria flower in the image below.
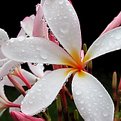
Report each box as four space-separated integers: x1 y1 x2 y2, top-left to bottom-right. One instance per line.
11 111 45 121
1 0 121 121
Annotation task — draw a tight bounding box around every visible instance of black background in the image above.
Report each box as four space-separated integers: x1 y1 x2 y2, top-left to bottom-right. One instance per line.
0 0 121 73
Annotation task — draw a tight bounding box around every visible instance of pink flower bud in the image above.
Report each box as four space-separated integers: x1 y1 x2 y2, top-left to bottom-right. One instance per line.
10 111 45 121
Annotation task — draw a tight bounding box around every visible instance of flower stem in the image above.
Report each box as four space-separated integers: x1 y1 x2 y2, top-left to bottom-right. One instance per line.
60 86 69 121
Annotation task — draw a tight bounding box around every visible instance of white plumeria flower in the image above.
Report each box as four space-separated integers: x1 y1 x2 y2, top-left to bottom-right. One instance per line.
2 0 121 120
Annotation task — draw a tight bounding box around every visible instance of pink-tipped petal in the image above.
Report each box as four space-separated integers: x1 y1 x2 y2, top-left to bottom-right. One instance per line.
43 0 82 62
28 63 44 77
2 69 37 86
72 71 114 121
0 28 9 45
33 4 48 39
0 60 21 78
101 11 121 35
1 37 77 67
21 68 75 115
20 15 35 36
84 26 121 63
11 111 45 121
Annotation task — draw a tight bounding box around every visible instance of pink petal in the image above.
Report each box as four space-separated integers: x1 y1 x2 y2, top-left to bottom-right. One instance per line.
101 11 121 35
11 111 45 121
33 4 48 39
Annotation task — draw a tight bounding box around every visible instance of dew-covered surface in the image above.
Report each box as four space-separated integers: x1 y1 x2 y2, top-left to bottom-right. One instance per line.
1 37 77 67
72 71 114 121
21 68 74 115
43 0 82 61
84 26 121 63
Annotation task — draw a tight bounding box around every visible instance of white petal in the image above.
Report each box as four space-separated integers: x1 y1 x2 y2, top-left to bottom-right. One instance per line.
43 0 82 62
72 71 114 121
0 60 21 78
0 58 9 67
2 69 37 86
28 63 44 77
0 28 9 45
9 94 24 112
21 68 75 115
17 28 26 37
20 15 35 36
0 50 5 59
41 0 46 5
84 26 121 63
1 37 77 67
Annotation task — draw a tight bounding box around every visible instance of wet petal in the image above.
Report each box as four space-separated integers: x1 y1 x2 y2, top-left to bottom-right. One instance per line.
21 68 75 115
28 63 44 77
1 37 77 67
33 4 48 39
0 60 21 78
0 28 9 45
2 69 37 86
20 15 35 36
72 71 114 121
84 26 121 63
43 0 82 62
17 28 26 37
0 58 9 67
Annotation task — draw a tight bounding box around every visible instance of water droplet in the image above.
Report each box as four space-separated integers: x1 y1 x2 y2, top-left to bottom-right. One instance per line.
60 27 69 34
21 50 25 52
29 100 33 104
59 0 64 4
80 107 84 111
103 112 108 117
48 18 52 21
80 100 84 104
41 54 47 60
31 96 35 99
0 77 3 80
115 35 121 39
99 94 103 98
75 90 81 95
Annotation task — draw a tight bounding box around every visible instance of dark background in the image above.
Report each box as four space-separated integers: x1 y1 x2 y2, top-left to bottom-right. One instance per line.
0 0 121 120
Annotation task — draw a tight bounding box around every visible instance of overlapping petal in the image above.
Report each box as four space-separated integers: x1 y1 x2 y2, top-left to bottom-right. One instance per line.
21 68 75 115
28 63 44 77
72 71 114 121
84 26 121 63
20 15 35 36
2 69 37 86
1 37 77 67
0 28 9 45
0 60 21 78
43 0 82 63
